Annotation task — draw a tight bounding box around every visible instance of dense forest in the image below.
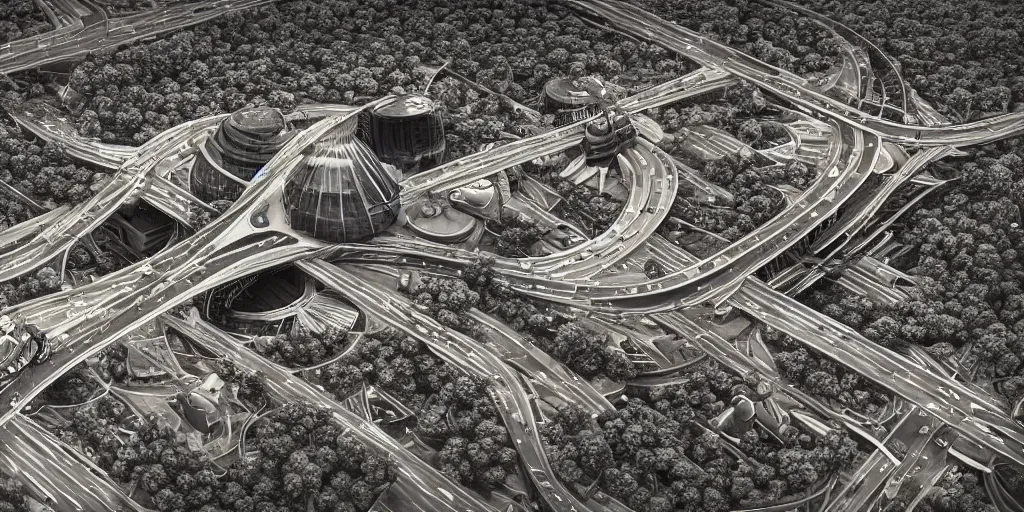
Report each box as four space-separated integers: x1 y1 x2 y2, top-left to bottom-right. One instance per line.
95 0 153 17
414 259 638 381
639 0 845 76
64 0 691 147
0 118 107 227
56 398 394 511
793 0 1024 119
0 0 51 44
319 328 520 492
544 366 859 511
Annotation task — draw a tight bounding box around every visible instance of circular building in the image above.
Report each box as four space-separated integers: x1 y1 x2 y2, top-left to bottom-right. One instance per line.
284 116 401 243
190 107 294 202
543 77 605 126
367 95 445 173
543 78 603 110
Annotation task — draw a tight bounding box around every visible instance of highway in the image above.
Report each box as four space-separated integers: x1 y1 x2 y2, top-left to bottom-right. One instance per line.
626 235 1024 477
298 259 617 512
985 464 1024 512
34 0 71 30
0 0 282 75
345 138 676 288
467 309 615 414
347 118 858 311
570 0 1024 146
579 123 879 311
650 310 903 466
810 145 956 255
762 0 948 129
0 413 149 512
671 156 735 205
757 0 902 115
0 100 366 278
0 113 226 283
304 217 1024 475
734 279 1024 467
0 0 1021 507
0 104 386 425
400 66 734 200
513 138 676 280
883 424 958 511
822 406 938 512
329 264 613 414
288 196 1024 479
833 262 909 305
8 102 137 170
841 174 957 259
162 313 497 512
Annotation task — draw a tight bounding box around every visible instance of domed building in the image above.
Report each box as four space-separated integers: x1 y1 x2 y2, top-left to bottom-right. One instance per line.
284 116 402 243
190 107 295 202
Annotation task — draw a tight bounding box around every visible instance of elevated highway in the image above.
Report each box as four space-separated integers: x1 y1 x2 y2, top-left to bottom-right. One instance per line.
1 2 1021 506
0 104 388 426
400 66 735 200
9 103 141 169
163 313 497 512
0 0 281 75
734 279 1024 467
822 407 940 512
577 123 879 311
811 145 956 256
569 0 1024 146
298 260 616 512
291 234 1024 474
0 413 149 512
0 113 227 283
619 236 1024 472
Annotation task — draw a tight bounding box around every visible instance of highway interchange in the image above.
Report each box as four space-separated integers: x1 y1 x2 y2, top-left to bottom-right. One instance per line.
0 0 1024 510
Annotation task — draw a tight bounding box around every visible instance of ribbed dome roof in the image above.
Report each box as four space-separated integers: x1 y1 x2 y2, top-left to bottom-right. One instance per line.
190 107 294 202
284 117 401 243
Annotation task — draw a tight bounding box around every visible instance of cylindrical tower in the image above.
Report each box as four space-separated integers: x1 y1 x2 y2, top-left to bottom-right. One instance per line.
190 107 294 202
542 78 605 127
367 95 445 173
543 78 601 110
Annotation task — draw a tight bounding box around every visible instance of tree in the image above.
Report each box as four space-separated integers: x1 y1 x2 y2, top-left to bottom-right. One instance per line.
944 87 975 122
0 475 29 512
414 277 480 334
489 216 547 257
537 321 636 381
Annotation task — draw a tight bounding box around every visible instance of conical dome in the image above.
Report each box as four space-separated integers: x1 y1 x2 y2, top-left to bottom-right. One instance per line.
284 116 401 243
191 107 294 202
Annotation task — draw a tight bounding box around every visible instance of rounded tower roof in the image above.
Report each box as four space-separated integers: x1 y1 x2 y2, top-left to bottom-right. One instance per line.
191 107 293 202
543 77 603 111
283 116 401 243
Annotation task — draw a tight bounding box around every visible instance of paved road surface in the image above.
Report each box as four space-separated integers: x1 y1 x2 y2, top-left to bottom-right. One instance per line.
0 0 281 74
400 67 732 200
0 106 384 425
163 313 497 512
570 0 1024 146
734 279 1024 467
298 259 617 512
0 413 149 512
